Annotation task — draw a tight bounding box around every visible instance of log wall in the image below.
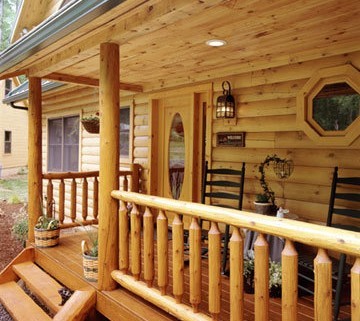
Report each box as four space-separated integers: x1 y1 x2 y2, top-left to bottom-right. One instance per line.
41 51 360 225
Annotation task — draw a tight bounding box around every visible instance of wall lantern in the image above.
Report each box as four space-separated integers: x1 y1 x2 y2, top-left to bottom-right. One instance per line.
216 81 235 118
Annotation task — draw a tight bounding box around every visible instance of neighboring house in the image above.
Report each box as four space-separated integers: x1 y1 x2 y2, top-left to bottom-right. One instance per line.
0 1 359 320
0 79 27 177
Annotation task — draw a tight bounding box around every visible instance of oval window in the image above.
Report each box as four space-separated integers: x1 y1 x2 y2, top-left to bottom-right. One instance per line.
168 113 185 199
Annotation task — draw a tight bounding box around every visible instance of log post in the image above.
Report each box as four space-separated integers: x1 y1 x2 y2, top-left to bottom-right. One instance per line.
230 227 244 321
157 210 168 295
351 258 360 321
98 42 120 290
130 163 140 192
254 233 269 321
59 179 65 224
119 200 129 273
82 178 88 221
28 77 42 242
314 249 332 321
131 204 141 281
143 207 154 287
282 239 298 321
172 213 184 303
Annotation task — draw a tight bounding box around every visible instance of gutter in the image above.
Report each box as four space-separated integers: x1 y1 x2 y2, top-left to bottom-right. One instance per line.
0 0 125 75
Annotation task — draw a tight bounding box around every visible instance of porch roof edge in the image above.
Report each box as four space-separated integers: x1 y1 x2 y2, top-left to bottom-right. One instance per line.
0 0 125 76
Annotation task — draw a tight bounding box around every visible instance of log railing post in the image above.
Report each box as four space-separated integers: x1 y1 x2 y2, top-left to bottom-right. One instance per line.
314 249 332 321
93 177 99 220
59 179 65 224
230 227 244 321
46 179 53 217
254 233 269 321
143 207 154 287
208 221 221 320
172 213 184 303
130 204 141 281
130 163 140 192
282 239 298 321
351 258 360 320
98 42 120 290
189 217 202 313
70 178 76 222
119 200 129 273
82 178 88 221
157 210 168 295
28 77 42 242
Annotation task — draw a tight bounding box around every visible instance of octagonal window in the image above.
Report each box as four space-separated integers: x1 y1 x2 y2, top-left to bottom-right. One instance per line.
313 82 360 131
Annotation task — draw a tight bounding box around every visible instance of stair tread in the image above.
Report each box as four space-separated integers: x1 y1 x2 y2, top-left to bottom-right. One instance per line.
0 281 51 321
13 261 62 313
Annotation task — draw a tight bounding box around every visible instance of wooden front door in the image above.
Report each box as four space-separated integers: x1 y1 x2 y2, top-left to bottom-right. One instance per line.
149 84 211 205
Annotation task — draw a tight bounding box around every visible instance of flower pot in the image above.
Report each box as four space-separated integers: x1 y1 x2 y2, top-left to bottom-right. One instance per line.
82 240 98 281
34 227 60 247
81 119 99 134
254 201 273 215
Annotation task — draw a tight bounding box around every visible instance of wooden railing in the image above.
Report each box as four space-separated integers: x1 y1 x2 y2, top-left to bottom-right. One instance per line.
111 191 360 321
43 164 140 229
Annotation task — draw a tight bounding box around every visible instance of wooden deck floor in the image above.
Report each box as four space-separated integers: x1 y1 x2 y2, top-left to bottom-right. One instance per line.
34 229 351 321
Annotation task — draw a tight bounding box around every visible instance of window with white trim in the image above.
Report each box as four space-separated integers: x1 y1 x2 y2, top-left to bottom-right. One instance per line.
4 131 11 154
48 116 79 172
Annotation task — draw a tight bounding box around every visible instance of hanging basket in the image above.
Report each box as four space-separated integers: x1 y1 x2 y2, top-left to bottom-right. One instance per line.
81 240 98 281
81 119 99 134
34 227 60 247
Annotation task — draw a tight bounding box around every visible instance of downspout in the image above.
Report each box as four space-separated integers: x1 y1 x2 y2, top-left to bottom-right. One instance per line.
10 102 28 111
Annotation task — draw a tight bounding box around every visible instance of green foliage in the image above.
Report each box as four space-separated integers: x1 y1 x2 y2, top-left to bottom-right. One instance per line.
11 205 28 245
0 0 22 51
0 175 28 202
255 193 270 203
35 215 59 230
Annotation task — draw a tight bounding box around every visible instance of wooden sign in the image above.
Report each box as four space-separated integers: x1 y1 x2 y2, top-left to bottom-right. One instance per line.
217 132 245 147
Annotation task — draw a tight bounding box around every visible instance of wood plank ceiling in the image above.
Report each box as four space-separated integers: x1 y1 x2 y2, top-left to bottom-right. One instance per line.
3 0 360 93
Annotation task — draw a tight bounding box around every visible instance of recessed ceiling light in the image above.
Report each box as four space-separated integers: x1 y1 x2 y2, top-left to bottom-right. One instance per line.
206 39 227 47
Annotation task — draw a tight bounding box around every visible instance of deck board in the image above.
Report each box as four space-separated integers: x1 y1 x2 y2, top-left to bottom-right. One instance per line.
34 229 351 321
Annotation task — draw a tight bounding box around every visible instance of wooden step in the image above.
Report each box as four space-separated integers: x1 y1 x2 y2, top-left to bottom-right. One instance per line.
0 281 51 321
12 261 63 314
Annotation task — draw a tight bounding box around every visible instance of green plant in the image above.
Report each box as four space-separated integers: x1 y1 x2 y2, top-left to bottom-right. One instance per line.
81 112 99 121
255 193 270 203
12 205 29 246
35 198 59 230
80 224 98 257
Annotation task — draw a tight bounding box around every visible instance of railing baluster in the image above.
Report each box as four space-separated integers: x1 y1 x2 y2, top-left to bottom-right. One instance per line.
70 178 77 222
119 200 129 273
282 239 298 321
93 177 99 220
352 258 360 320
189 217 202 313
157 210 168 295
59 179 65 224
208 221 221 320
46 179 53 217
254 233 269 321
172 213 184 303
230 227 244 321
82 177 88 221
130 203 141 281
314 249 332 321
143 206 154 287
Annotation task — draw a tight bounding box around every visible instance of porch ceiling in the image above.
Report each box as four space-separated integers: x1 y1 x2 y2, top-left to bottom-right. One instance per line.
1 0 360 92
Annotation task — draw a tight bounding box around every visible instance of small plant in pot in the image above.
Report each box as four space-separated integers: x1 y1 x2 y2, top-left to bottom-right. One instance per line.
81 112 99 134
81 226 98 282
254 193 273 215
34 213 60 248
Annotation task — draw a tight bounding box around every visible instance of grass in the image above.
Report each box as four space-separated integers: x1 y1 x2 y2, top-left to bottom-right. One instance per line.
0 174 28 203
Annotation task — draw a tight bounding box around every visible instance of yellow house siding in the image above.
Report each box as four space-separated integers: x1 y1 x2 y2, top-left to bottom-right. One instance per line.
0 81 28 177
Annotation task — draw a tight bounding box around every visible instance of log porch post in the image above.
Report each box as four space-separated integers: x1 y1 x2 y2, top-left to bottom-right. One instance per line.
28 77 42 242
98 42 120 290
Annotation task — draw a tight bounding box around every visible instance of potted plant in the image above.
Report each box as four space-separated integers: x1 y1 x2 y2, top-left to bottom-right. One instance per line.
34 211 60 248
243 250 282 297
81 112 99 134
81 226 98 281
254 193 273 215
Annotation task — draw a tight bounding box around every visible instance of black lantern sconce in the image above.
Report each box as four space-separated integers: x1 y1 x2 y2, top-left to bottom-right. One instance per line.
216 81 235 118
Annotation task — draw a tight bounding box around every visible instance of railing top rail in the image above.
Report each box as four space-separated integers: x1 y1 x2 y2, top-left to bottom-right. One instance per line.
111 191 360 257
43 170 133 180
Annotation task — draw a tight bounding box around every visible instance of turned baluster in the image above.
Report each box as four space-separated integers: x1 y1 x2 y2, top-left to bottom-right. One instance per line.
172 213 184 303
157 210 168 295
119 200 129 273
281 239 298 321
130 203 141 281
70 178 77 222
93 177 99 220
351 258 360 320
314 249 332 321
143 206 154 287
254 233 269 321
46 179 53 217
82 177 88 221
59 179 65 224
208 221 221 320
230 227 244 321
189 217 202 313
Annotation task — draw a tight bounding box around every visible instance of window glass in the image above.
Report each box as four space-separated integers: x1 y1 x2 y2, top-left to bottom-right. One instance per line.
5 79 12 96
120 107 130 158
313 82 360 131
48 116 79 172
4 131 11 154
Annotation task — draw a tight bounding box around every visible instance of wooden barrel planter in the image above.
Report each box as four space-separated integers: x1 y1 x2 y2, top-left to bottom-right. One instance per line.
34 227 60 247
81 240 98 281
